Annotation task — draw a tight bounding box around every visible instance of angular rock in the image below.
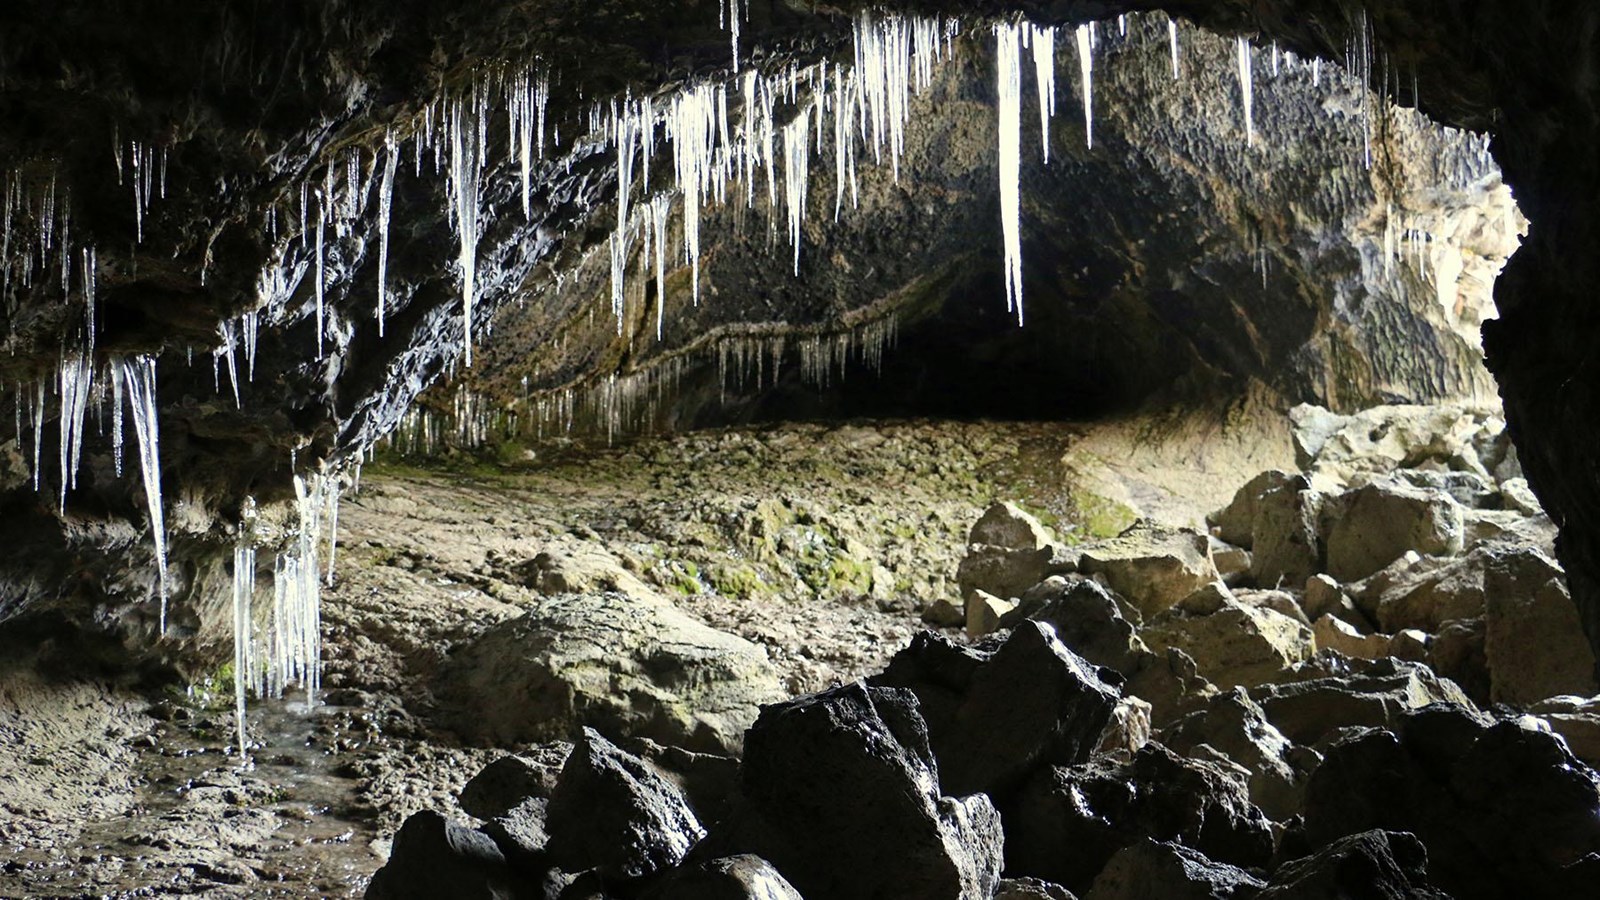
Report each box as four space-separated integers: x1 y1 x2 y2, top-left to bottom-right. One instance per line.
1388 629 1432 662
726 682 1004 900
1482 547 1598 705
1086 839 1265 900
1313 614 1389 661
1393 468 1498 509
971 501 1055 550
438 591 784 754
366 810 517 900
1461 507 1558 555
1162 688 1306 821
1498 477 1544 516
621 738 741 827
460 751 567 821
1291 404 1492 490
1235 588 1311 627
1248 481 1322 589
1142 600 1314 691
1208 470 1295 549
1369 548 1489 633
1428 618 1490 705
999 577 1151 675
957 544 1067 605
1176 581 1234 617
1209 539 1252 587
1098 696 1154 758
875 622 1122 796
1257 830 1449 899
997 878 1079 900
1004 744 1274 894
967 589 1016 639
481 797 549 874
640 855 803 900
1322 480 1463 583
545 728 704 881
1253 659 1476 746
1302 574 1371 632
922 596 966 627
1077 525 1220 618
1530 696 1600 767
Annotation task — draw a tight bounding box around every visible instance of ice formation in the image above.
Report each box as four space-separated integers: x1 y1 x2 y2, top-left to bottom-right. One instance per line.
1075 24 1094 150
119 355 169 631
996 21 1025 325
1238 37 1255 147
1031 25 1056 160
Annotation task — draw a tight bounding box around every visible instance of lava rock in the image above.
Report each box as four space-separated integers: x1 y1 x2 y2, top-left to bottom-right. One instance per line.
996 877 1079 899
1162 687 1307 821
1252 659 1476 746
438 591 784 754
998 577 1151 675
461 751 567 820
1322 480 1463 583
1085 839 1265 899
1077 525 1220 617
1482 547 1598 705
545 728 705 881
1208 470 1296 550
366 810 518 900
482 797 550 874
723 681 1004 900
638 855 803 900
1004 743 1274 894
874 621 1122 797
1257 830 1449 899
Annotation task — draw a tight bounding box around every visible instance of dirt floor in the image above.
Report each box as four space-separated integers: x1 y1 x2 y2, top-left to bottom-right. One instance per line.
0 409 1292 898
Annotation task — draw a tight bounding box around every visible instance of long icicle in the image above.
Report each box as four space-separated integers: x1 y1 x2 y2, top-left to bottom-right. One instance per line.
121 355 169 631
1075 24 1093 149
996 22 1025 325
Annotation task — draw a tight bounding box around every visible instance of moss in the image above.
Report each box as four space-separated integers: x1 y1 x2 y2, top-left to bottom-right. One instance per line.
708 562 771 598
662 559 703 595
1062 490 1138 543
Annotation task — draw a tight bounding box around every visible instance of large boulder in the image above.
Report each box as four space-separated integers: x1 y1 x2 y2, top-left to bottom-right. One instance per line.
1085 839 1264 900
999 577 1152 676
957 544 1071 606
1004 744 1274 894
1247 480 1323 589
1141 599 1314 692
1208 470 1296 550
1076 526 1219 618
365 810 519 900
873 622 1122 797
1482 547 1598 705
970 502 1055 550
1161 688 1308 821
460 750 568 821
437 591 784 753
724 682 1004 900
1256 830 1450 899
1290 404 1495 491
544 728 705 881
640 855 804 900
1251 659 1476 746
1322 480 1463 583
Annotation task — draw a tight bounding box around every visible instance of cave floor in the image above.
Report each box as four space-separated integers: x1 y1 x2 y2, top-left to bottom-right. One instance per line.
0 412 1291 898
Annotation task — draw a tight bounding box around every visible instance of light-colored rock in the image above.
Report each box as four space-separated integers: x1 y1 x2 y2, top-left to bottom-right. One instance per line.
970 501 1055 550
1303 574 1371 631
1322 480 1463 583
439 591 785 754
1177 581 1234 616
1086 838 1265 900
1483 548 1598 706
517 535 658 598
1209 539 1252 586
1428 618 1489 704
1208 470 1295 549
1313 614 1390 661
1254 660 1478 746
967 590 1017 639
1098 696 1154 758
921 597 965 628
1461 508 1558 555
1248 481 1322 589
1529 696 1600 767
1388 629 1431 662
1498 478 1544 517
1235 589 1311 627
1291 403 1495 492
957 544 1070 605
1077 525 1219 618
1369 548 1489 633
1143 600 1315 691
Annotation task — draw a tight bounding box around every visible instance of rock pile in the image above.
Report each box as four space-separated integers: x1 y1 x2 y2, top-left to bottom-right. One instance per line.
369 403 1600 899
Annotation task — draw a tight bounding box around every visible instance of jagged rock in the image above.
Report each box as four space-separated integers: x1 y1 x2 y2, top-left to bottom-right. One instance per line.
1312 614 1390 661
1498 477 1544 516
516 536 658 598
1291 404 1494 491
957 544 1069 605
620 739 741 828
999 577 1151 676
1428 618 1490 705
460 751 567 821
1344 551 1428 622
1076 525 1220 618
1256 830 1449 899
1235 589 1311 627
545 728 705 881
1162 688 1306 821
1301 716 1600 899
1322 480 1463 583
1209 470 1296 549
971 502 1055 550
438 591 784 754
1392 469 1498 509
922 597 966 627
1389 629 1432 662
874 622 1121 797
1209 539 1252 586
724 682 1004 900
481 797 550 874
1253 659 1476 746
1368 548 1488 633
1302 574 1372 632
1176 580 1234 616
1099 696 1154 758
1482 547 1598 705
1461 507 1558 554
996 877 1079 900
1529 696 1600 767
1085 839 1265 900
639 855 803 900
365 810 519 900
1248 480 1322 589
1129 647 1223 729
967 590 1017 638
1142 599 1314 691
1004 743 1274 894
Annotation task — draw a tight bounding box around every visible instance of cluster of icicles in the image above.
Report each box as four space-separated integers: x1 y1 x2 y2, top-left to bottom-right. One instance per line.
0 8 1504 759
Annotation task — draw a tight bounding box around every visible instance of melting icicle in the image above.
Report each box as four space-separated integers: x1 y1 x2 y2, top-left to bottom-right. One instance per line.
120 355 169 631
218 320 241 407
783 106 811 275
1238 37 1255 147
448 89 484 366
232 503 256 759
376 133 398 338
57 353 92 513
1031 25 1056 161
651 194 669 341
1075 24 1094 150
1169 19 1181 80
996 22 1025 325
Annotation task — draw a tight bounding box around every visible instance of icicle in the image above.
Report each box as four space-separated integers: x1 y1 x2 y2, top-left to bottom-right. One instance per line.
232 504 256 759
1075 24 1093 150
1238 37 1255 147
377 132 398 338
243 310 258 382
57 353 92 512
313 189 326 358
1169 18 1181 80
111 364 124 477
612 100 640 332
81 247 96 354
30 380 44 491
996 22 1025 325
120 355 169 631
448 89 484 366
1313 58 1322 87
1032 25 1056 161
651 194 669 341
219 320 241 408
783 106 811 275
